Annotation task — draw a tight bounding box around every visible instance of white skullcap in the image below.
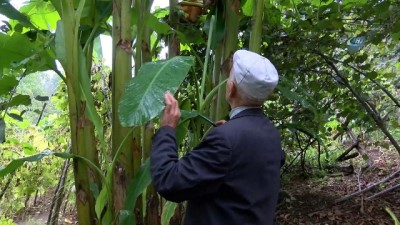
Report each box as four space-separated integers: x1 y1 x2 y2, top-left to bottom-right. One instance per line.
231 50 279 100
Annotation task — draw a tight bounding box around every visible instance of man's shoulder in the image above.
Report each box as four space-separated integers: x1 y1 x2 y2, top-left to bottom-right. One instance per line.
213 116 263 136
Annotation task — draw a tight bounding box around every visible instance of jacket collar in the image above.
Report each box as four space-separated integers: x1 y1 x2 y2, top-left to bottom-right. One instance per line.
230 107 265 120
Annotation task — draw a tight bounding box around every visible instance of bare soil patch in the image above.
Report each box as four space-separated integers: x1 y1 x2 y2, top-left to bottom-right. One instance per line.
276 147 400 225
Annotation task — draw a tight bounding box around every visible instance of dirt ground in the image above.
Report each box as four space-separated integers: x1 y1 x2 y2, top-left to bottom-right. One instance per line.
13 190 76 225
276 147 400 225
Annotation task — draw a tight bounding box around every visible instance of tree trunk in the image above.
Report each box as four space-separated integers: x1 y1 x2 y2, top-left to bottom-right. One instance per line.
60 1 100 224
216 0 240 120
169 0 180 58
111 0 136 219
249 0 264 53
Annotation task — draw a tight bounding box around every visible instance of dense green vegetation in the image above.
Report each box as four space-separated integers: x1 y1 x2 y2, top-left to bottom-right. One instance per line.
0 0 399 224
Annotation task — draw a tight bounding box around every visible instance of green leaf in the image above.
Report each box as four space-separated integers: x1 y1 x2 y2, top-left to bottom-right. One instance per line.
9 95 31 107
365 71 378 79
0 75 18 96
131 5 170 35
53 152 75 159
120 159 152 225
95 187 108 221
22 143 36 155
119 56 194 127
75 0 87 24
102 209 113 225
55 20 66 68
175 100 191 146
391 120 399 128
146 13 171 35
277 85 315 112
0 150 52 178
49 0 62 16
204 6 225 49
7 113 23 122
180 110 200 121
90 183 100 199
0 0 35 28
119 210 136 225
176 110 217 145
161 201 177 225
0 150 84 178
93 36 103 61
241 0 254 16
0 33 36 69
0 32 55 73
355 54 368 63
180 110 216 127
11 46 57 73
119 211 135 225
19 1 60 31
34 95 49 101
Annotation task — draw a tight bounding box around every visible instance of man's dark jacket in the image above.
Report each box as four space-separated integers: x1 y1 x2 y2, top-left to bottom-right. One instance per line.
151 108 284 225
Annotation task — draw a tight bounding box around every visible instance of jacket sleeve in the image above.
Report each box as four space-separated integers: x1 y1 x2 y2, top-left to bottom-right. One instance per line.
150 126 232 203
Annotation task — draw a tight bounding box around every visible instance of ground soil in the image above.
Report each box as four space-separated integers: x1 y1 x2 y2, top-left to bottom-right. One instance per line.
276 147 400 225
13 189 76 225
15 147 399 225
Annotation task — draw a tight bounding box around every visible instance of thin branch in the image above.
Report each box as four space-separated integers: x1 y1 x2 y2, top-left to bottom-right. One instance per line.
336 168 400 203
366 182 400 201
357 167 364 213
53 69 67 84
281 133 315 175
336 139 360 162
35 103 47 126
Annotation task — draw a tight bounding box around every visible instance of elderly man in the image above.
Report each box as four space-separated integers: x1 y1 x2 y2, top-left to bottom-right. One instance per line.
151 50 284 225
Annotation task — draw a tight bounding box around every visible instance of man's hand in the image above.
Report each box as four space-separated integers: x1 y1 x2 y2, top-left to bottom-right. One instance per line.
160 91 181 128
215 120 226 126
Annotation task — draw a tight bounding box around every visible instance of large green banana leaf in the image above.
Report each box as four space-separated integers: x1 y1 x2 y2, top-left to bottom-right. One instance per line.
119 56 194 127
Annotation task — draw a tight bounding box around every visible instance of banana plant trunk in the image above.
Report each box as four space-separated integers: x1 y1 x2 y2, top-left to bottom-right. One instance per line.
58 1 99 224
111 0 136 217
169 0 180 57
215 0 240 120
249 0 264 53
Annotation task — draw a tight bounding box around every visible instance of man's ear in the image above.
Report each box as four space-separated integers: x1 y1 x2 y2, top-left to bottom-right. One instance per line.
227 80 236 97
